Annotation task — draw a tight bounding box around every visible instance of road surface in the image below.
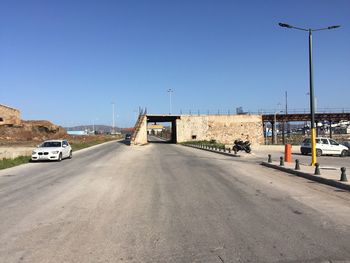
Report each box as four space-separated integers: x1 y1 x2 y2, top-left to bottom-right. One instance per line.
0 141 350 262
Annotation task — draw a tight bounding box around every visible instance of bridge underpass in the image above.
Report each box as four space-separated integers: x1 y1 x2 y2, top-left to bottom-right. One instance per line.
131 112 350 146
146 115 181 143
131 114 263 146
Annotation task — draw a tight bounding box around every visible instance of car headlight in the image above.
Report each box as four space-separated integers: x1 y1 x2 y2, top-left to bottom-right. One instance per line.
32 151 37 155
51 151 60 154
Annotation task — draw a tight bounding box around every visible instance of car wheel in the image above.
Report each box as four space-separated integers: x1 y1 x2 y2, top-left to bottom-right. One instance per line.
69 151 73 159
316 149 322 157
340 150 348 157
58 153 62 162
301 150 307 155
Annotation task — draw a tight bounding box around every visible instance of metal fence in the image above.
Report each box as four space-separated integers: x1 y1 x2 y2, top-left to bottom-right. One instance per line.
145 108 350 116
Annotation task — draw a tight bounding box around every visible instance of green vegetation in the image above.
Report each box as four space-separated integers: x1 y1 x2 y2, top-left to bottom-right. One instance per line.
182 140 226 149
0 156 31 170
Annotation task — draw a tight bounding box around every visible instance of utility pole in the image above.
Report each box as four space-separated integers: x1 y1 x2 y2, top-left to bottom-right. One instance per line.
112 102 115 134
167 89 173 115
284 91 288 143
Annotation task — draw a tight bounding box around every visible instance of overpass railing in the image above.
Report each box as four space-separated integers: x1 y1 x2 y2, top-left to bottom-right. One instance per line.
146 108 350 116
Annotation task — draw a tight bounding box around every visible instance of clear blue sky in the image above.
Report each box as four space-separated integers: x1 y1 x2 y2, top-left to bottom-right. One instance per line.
1 0 349 127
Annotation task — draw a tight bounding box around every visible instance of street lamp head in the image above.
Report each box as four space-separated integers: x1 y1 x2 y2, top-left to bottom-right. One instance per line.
328 25 341 30
279 23 293 28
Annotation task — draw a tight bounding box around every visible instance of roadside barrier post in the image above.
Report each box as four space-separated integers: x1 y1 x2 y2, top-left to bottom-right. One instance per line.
284 144 292 162
268 154 272 163
314 163 321 175
340 167 348 182
228 148 231 153
295 159 300 170
279 156 284 166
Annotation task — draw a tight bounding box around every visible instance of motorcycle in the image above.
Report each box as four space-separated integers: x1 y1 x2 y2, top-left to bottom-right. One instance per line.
232 139 251 154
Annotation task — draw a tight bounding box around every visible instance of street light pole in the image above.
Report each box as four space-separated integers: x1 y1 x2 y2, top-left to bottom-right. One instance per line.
274 110 283 144
274 112 278 145
167 89 173 115
278 22 340 166
308 29 317 165
112 102 115 134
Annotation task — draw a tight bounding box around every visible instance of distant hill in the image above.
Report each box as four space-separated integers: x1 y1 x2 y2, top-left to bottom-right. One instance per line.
65 125 121 133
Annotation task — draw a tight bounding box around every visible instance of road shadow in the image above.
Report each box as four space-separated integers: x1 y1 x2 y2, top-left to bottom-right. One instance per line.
147 140 172 144
117 140 131 146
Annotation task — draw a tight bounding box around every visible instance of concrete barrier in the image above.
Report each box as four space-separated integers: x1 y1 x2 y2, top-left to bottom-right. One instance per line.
0 147 33 159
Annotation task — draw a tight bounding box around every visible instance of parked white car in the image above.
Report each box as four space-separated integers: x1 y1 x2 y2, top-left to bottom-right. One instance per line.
300 137 349 157
32 140 72 161
342 141 350 156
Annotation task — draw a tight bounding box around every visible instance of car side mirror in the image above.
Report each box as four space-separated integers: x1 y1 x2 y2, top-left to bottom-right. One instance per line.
62 145 67 148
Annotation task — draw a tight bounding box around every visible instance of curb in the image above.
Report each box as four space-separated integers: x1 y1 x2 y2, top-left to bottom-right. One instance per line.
261 162 350 192
182 144 240 158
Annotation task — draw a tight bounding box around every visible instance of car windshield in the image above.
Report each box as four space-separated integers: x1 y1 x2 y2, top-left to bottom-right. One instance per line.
303 138 310 144
40 141 62 147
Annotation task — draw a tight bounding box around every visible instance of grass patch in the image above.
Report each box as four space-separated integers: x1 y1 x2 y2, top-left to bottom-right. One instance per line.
0 156 31 170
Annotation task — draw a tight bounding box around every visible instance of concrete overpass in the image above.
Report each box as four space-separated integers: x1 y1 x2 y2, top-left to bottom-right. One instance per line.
131 114 263 146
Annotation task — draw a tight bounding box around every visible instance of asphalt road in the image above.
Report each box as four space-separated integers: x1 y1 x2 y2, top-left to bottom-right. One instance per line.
1 140 350 262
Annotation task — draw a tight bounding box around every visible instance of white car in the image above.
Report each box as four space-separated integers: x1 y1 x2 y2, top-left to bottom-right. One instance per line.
31 140 72 161
300 137 349 157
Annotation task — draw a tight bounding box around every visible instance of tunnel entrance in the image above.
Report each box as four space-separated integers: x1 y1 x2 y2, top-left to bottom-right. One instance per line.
146 115 180 143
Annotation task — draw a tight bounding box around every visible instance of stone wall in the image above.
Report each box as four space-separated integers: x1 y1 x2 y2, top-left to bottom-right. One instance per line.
176 115 263 145
131 115 148 145
0 104 21 126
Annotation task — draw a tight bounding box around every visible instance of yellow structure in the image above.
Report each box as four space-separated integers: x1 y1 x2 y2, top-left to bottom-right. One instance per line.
147 124 164 135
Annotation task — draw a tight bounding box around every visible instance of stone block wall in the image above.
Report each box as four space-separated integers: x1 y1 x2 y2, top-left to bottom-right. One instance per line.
131 115 148 145
176 115 263 145
0 104 21 126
